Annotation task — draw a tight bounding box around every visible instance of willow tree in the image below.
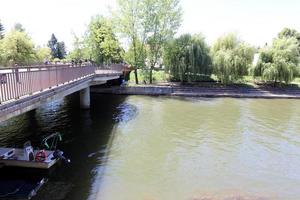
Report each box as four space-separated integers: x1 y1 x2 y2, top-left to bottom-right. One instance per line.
252 37 299 84
163 34 212 82
211 33 255 84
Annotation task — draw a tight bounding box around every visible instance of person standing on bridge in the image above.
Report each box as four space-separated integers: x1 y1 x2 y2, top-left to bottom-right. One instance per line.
14 63 20 83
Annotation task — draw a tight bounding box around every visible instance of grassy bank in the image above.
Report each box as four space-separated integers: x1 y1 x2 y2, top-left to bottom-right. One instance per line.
128 70 169 84
128 70 300 88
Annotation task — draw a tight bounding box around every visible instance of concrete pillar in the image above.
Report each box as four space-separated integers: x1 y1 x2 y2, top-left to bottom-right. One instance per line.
80 87 90 109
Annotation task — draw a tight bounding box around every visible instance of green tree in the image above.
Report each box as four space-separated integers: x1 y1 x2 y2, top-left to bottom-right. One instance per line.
0 30 36 66
13 23 25 32
116 0 146 84
116 0 182 84
278 28 300 40
211 33 255 84
48 34 58 58
35 46 51 64
252 37 299 84
163 34 212 82
86 15 123 65
142 0 182 83
47 34 66 59
57 41 66 59
0 40 4 66
124 39 146 69
278 27 300 53
68 33 89 64
0 20 4 65
0 20 4 39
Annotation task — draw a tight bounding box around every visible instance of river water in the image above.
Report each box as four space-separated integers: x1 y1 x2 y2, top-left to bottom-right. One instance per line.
1 94 300 200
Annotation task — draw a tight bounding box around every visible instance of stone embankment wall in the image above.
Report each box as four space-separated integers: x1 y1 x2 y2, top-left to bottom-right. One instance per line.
91 85 300 99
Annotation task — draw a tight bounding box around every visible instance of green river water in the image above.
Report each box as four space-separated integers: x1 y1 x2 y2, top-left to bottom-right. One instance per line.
95 96 300 200
1 94 300 200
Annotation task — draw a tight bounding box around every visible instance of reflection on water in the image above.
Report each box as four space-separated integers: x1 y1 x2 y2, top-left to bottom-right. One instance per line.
114 103 138 123
0 93 127 200
1 95 300 200
96 96 300 200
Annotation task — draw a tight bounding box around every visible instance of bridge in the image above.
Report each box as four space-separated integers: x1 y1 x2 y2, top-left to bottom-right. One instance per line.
0 64 129 123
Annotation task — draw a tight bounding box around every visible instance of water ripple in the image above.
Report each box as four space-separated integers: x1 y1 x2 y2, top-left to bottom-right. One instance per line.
113 103 138 123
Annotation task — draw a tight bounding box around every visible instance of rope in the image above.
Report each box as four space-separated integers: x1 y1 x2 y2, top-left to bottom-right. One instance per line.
0 183 25 198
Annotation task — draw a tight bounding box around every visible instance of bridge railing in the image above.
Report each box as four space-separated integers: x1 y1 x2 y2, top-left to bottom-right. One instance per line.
0 64 96 104
0 63 129 104
95 63 130 73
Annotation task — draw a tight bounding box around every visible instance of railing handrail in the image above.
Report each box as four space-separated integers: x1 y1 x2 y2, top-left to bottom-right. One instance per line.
0 63 95 70
0 63 129 71
0 64 128 104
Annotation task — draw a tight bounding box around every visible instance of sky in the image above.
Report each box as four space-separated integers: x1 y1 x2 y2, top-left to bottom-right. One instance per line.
1 0 300 51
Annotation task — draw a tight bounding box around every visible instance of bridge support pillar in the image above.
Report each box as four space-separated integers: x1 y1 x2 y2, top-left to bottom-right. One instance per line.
80 87 90 109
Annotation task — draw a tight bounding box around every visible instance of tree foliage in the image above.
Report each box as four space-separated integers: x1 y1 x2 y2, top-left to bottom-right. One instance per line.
278 27 300 54
252 37 299 84
211 33 255 84
142 0 182 83
0 30 36 66
163 34 212 82
116 0 146 84
35 46 51 64
68 33 89 64
278 28 300 41
0 20 4 39
86 15 123 65
13 23 25 32
0 20 4 65
124 39 146 68
116 0 182 84
47 34 66 59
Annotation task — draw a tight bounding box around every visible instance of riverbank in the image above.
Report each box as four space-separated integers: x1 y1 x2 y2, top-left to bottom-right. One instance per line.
91 83 300 99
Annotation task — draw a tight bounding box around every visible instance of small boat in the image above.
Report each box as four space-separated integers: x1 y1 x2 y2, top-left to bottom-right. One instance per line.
0 133 70 169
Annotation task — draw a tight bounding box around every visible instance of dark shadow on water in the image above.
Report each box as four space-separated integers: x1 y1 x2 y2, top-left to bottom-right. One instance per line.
0 93 127 200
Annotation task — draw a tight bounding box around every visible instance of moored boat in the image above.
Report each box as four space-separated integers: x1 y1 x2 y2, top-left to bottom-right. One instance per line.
0 133 69 169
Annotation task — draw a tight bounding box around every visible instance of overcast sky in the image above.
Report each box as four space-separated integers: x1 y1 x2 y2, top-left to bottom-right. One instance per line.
1 0 300 50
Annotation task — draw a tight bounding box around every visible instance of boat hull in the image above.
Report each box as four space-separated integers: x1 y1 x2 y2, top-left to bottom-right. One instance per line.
0 148 59 169
0 158 58 169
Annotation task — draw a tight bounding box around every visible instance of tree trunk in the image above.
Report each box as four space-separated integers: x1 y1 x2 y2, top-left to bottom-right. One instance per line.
132 37 139 85
134 68 139 84
149 66 153 84
274 76 278 87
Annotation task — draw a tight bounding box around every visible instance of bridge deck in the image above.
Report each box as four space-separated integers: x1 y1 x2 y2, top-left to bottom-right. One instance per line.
0 64 127 123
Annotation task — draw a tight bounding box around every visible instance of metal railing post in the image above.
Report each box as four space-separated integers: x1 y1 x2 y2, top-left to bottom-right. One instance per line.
0 63 128 104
